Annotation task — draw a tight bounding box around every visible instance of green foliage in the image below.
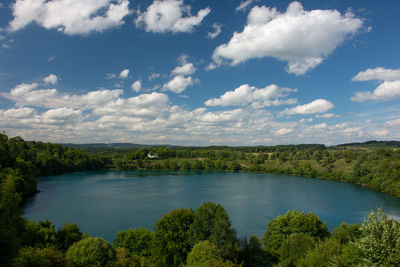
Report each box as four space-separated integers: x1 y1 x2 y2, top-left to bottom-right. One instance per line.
331 222 361 244
152 208 195 267
22 219 57 248
185 240 222 267
297 237 342 267
239 235 270 267
354 209 400 266
263 210 328 260
111 247 155 267
56 222 83 251
66 237 115 267
13 246 65 267
0 174 24 265
113 228 154 258
191 202 239 260
277 233 315 266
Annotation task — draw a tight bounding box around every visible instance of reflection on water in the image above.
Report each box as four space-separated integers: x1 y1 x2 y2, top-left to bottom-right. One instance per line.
23 170 400 242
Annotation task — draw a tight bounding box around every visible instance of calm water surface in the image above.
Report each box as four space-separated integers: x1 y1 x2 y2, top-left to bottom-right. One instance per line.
23 170 400 241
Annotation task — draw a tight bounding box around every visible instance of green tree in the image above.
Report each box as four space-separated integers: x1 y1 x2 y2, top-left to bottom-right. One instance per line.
112 247 155 267
13 246 65 267
239 235 270 267
277 233 315 266
113 228 153 258
0 174 24 265
354 209 400 266
56 222 83 251
331 222 361 244
152 208 194 267
66 237 115 267
191 202 238 260
263 210 328 260
297 237 343 267
185 240 221 267
22 219 57 248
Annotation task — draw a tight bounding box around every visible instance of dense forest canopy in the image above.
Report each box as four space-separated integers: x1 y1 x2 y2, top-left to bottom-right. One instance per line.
1 133 400 266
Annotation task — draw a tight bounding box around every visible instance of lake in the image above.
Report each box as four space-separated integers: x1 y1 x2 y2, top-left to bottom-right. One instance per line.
23 170 400 242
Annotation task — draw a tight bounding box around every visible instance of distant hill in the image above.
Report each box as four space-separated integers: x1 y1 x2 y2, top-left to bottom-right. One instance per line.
61 143 175 149
335 140 400 149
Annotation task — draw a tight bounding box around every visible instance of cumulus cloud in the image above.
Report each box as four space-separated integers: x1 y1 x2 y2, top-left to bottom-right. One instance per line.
385 118 400 127
43 73 58 85
280 99 334 115
135 0 210 33
236 0 256 12
352 67 400 82
131 80 142 92
2 82 123 109
9 0 130 35
205 84 297 107
211 1 363 75
162 75 196 93
315 113 338 119
148 73 160 81
208 23 222 39
171 62 196 76
276 127 293 135
119 69 130 79
351 67 400 102
352 81 400 102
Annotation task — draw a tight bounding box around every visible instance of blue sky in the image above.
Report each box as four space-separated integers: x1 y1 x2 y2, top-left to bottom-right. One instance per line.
0 0 400 145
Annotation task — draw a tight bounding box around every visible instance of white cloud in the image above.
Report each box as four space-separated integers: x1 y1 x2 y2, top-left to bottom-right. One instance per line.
135 0 210 33
352 67 400 82
315 113 337 119
373 130 388 136
9 0 130 35
281 99 334 115
205 84 297 107
131 80 142 92
2 82 123 109
211 1 363 75
162 75 196 93
148 73 160 81
43 73 58 85
276 128 293 135
208 23 222 39
351 67 400 102
385 118 400 127
236 0 256 12
351 80 400 102
119 69 130 79
172 63 196 76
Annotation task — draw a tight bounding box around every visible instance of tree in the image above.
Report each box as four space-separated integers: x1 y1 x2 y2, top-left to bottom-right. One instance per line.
191 202 238 260
277 233 315 266
66 237 115 267
185 240 221 267
13 246 65 267
0 174 24 265
112 247 155 267
331 222 361 244
56 222 83 251
297 237 342 266
239 235 270 267
263 210 328 260
113 228 153 258
22 219 57 248
152 208 194 267
354 209 400 266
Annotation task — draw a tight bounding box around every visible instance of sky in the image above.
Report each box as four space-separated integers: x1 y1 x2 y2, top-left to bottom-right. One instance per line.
0 0 400 146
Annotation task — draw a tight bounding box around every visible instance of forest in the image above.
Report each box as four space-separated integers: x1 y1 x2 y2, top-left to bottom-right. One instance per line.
1 133 400 266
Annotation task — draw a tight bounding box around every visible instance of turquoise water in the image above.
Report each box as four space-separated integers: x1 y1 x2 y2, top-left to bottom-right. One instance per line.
23 170 400 241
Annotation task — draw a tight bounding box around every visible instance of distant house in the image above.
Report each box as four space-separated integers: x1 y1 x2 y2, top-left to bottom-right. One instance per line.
147 153 158 159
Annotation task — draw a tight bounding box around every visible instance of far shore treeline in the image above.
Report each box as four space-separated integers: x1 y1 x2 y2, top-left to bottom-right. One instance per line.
1 133 400 266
